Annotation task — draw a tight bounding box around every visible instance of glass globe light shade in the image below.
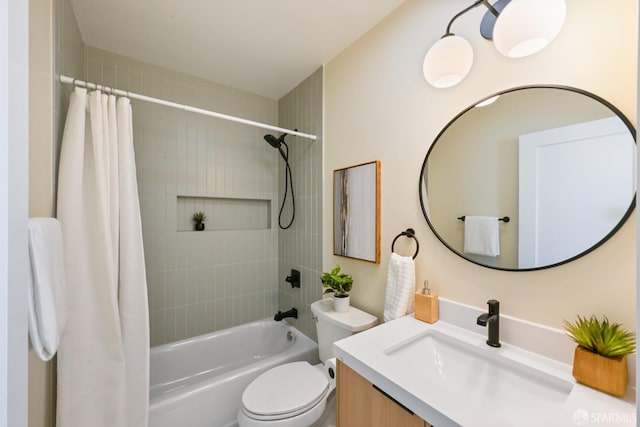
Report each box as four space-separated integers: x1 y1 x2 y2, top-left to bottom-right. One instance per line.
493 0 566 58
475 95 500 107
423 35 474 88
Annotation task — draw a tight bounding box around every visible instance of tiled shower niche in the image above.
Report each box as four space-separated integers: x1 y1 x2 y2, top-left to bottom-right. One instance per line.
177 196 271 232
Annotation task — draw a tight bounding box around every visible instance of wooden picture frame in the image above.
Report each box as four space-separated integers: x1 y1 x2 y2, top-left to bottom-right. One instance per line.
333 161 381 263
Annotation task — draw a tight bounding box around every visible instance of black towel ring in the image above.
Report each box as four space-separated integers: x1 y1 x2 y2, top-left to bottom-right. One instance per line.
391 228 419 259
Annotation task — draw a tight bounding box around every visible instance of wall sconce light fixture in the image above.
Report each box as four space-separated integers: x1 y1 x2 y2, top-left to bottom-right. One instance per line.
423 0 566 88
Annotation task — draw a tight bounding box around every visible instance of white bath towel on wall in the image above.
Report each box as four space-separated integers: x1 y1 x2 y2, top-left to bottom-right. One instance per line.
463 216 500 257
56 87 149 427
27 217 67 361
383 252 416 322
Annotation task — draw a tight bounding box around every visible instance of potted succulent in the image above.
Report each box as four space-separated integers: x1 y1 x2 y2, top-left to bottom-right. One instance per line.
320 265 353 312
564 315 636 397
192 211 207 231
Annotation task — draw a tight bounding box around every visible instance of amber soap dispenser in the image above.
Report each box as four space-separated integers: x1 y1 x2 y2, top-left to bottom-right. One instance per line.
415 281 439 323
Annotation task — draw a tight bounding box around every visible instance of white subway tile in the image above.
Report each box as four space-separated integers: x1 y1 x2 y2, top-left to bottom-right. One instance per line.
197 160 207 195
164 308 176 343
175 306 187 341
150 310 164 346
195 303 207 335
175 269 187 307
162 270 176 309
206 301 216 330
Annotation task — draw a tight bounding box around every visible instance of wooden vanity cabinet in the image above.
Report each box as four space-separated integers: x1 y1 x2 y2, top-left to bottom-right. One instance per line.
336 360 431 427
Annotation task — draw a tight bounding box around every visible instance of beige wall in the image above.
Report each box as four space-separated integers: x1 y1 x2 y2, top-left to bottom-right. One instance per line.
28 0 85 424
29 0 54 218
324 0 637 330
28 0 55 425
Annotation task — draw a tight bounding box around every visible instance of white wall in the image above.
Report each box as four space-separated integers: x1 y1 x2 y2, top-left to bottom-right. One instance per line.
0 0 29 425
324 0 637 330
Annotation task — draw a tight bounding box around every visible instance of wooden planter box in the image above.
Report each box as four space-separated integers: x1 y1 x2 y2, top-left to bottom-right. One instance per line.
572 346 628 397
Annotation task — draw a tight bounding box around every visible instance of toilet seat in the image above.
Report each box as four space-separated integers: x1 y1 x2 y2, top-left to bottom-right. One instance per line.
240 361 329 422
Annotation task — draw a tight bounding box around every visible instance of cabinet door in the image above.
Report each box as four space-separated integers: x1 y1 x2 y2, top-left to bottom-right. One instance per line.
337 360 429 427
336 359 372 427
371 384 426 427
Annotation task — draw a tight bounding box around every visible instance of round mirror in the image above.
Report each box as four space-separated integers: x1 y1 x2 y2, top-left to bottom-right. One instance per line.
419 86 636 271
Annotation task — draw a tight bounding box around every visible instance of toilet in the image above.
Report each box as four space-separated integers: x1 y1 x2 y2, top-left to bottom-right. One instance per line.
237 299 377 427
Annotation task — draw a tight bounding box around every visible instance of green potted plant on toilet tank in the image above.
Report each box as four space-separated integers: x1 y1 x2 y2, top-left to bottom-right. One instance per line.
321 265 353 313
564 315 636 397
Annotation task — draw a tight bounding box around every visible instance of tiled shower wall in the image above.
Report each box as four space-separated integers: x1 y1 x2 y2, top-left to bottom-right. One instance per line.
53 0 84 182
54 1 323 346
82 47 281 346
277 68 324 342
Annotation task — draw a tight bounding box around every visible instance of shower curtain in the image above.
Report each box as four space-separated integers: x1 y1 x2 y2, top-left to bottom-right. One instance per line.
56 87 149 427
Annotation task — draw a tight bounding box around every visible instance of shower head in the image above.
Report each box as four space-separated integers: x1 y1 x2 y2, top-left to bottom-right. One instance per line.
264 134 282 149
264 131 297 229
264 133 289 161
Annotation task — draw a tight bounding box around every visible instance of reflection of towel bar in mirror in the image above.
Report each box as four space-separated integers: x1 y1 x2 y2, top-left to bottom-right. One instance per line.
457 216 510 223
391 228 419 259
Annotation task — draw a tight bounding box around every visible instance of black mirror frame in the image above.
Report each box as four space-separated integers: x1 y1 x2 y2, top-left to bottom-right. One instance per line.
419 85 637 272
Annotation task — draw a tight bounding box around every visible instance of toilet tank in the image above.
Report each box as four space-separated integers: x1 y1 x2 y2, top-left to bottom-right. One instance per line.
310 299 377 362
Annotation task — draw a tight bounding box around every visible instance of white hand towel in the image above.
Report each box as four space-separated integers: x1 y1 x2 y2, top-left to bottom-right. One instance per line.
463 216 500 257
27 218 67 361
383 252 416 322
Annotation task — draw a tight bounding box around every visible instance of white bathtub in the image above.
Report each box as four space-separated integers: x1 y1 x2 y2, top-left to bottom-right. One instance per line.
149 319 319 427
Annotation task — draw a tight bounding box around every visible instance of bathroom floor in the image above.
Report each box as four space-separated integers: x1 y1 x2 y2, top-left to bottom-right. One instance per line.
312 392 336 427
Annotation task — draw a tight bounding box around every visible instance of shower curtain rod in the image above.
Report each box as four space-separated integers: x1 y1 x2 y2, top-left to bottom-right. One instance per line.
59 75 317 141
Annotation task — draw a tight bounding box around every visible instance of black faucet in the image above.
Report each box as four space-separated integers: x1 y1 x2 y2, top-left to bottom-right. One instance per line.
476 299 501 347
274 307 298 321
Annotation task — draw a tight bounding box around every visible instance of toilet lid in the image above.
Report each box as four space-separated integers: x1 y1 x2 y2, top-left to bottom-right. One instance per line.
242 362 329 418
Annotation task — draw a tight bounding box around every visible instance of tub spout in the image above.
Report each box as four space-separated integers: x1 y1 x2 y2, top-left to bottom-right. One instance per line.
274 308 298 321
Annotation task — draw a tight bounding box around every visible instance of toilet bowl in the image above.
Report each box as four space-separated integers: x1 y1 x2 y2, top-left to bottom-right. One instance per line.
237 361 334 427
237 299 377 427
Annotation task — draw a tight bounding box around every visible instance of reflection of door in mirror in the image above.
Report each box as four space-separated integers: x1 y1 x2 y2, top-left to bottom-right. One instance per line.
333 161 381 263
518 117 635 268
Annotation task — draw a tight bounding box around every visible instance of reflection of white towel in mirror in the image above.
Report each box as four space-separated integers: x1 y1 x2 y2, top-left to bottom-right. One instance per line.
463 216 500 257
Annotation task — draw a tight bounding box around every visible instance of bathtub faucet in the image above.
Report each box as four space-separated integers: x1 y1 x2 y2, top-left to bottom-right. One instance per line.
274 308 298 321
285 269 300 288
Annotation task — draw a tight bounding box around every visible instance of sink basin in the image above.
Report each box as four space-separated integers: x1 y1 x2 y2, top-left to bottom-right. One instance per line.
384 329 574 425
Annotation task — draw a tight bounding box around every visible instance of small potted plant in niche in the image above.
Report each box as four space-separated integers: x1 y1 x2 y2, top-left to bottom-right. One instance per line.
320 265 353 312
192 211 207 231
564 315 636 397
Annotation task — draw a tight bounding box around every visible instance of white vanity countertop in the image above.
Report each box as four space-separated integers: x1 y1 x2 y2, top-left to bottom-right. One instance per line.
334 301 636 427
